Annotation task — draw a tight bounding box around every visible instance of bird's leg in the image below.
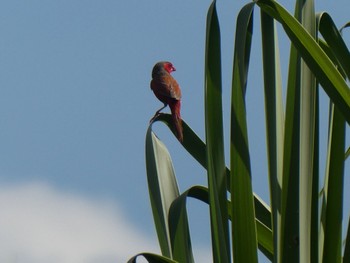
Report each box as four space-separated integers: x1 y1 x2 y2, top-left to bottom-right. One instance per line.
154 103 167 116
150 103 167 123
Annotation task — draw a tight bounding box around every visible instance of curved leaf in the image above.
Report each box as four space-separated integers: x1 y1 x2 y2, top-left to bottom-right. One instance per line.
169 185 274 260
257 0 350 124
145 126 193 260
317 13 350 81
204 1 230 262
230 3 258 263
168 186 209 263
168 186 208 263
340 21 350 34
127 253 178 263
153 114 272 230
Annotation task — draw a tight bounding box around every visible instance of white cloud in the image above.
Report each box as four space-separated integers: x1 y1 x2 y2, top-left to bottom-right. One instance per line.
0 182 159 263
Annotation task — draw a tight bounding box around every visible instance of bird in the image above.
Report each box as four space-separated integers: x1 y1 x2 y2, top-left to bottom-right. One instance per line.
150 61 183 142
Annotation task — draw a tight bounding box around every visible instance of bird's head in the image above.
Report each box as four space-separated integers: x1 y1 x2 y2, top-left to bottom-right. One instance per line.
163 62 176 73
152 61 176 78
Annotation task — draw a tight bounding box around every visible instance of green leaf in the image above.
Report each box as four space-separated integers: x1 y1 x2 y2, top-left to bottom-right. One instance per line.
168 186 208 263
155 114 273 258
227 197 273 260
154 114 272 231
340 21 350 34
230 3 258 263
204 1 230 262
344 217 350 262
153 114 209 172
257 0 350 124
260 6 284 262
279 9 301 263
345 147 350 160
145 126 193 261
255 219 274 261
168 186 209 263
310 85 320 263
316 14 348 262
127 253 178 263
320 103 345 263
169 184 274 260
317 13 350 81
296 1 318 262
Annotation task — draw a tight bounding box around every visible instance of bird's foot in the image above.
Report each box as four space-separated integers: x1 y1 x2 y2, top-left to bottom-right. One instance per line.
149 112 164 124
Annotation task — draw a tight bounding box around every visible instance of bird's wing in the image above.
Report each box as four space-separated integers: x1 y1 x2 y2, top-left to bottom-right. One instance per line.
169 77 182 100
151 75 181 100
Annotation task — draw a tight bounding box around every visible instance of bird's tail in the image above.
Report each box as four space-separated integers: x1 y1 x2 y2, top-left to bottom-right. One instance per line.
169 100 183 142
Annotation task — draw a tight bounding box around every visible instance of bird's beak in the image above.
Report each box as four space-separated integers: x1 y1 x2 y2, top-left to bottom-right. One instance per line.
172 66 176 72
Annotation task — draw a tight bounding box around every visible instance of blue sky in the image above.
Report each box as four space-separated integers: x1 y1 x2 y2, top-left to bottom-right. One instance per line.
0 1 349 262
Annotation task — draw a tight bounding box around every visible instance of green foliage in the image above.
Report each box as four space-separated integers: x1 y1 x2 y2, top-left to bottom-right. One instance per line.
230 3 258 262
129 0 350 262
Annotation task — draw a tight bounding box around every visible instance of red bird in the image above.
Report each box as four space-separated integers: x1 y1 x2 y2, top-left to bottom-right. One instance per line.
150 61 183 142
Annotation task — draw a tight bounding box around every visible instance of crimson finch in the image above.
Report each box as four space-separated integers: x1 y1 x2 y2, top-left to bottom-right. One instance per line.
150 61 183 142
